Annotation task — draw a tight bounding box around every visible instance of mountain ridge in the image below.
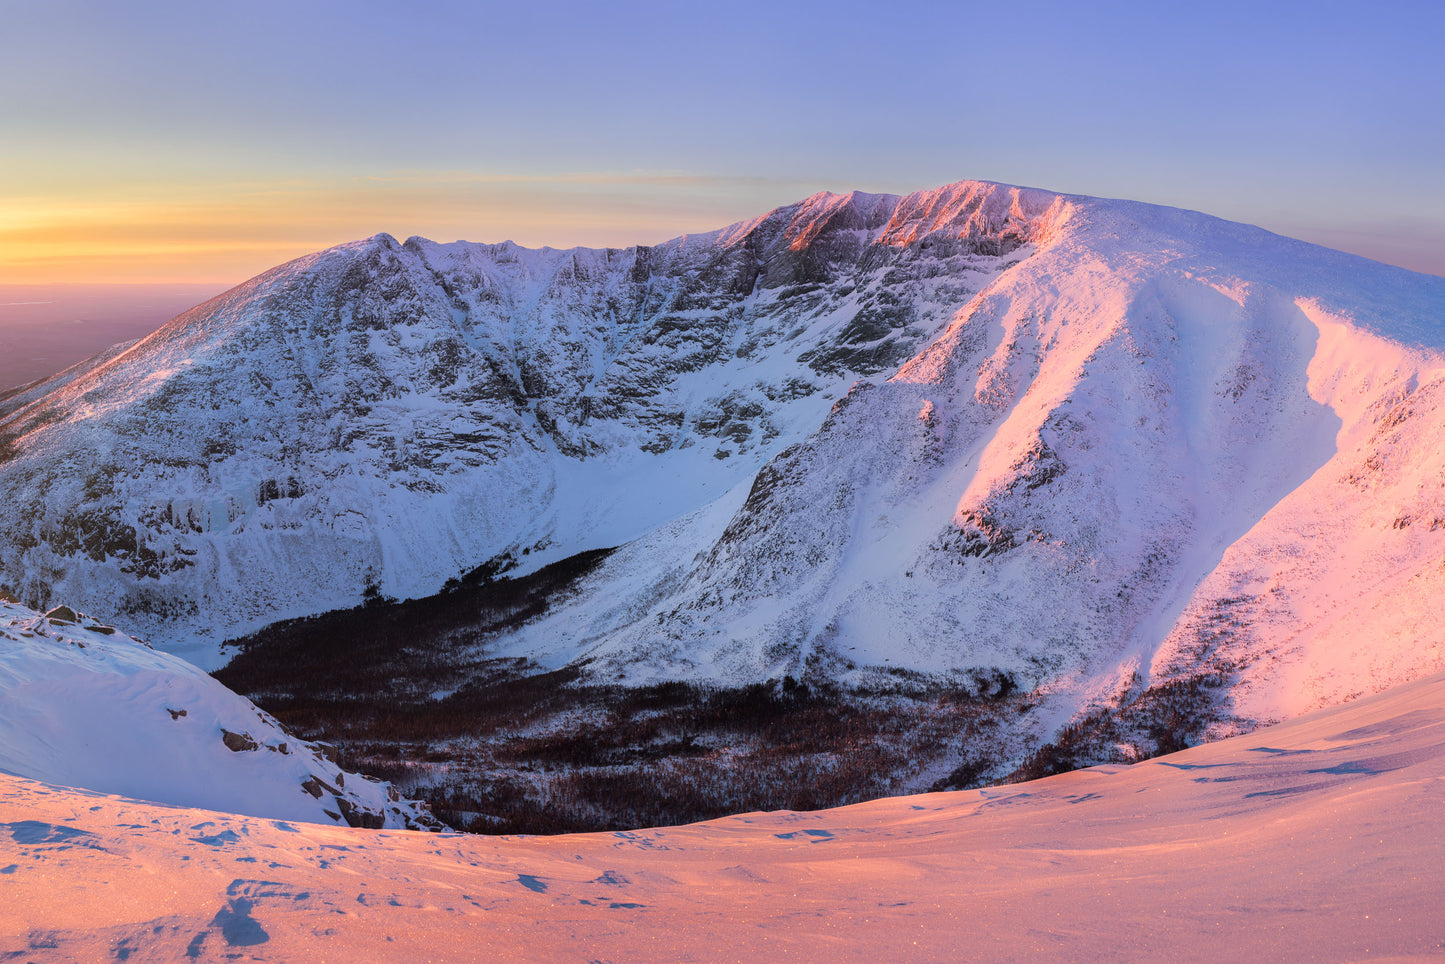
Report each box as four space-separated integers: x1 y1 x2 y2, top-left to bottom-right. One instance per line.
0 180 1055 664
456 186 1445 731
1 179 1443 742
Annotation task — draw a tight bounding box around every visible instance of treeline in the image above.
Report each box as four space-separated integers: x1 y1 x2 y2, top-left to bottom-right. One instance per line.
321 676 1027 835
214 545 1230 836
214 546 616 703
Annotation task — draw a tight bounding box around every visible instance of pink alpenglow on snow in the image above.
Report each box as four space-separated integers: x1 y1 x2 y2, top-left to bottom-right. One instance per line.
3 667 1444 960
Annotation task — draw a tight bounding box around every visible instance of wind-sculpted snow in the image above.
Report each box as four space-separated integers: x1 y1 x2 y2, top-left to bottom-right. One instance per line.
4 666 1444 960
0 182 1050 666
0 598 433 830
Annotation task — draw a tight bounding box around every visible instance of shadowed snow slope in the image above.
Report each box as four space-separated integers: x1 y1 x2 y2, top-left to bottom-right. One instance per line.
1 180 1444 743
0 599 432 830
3 667 1444 961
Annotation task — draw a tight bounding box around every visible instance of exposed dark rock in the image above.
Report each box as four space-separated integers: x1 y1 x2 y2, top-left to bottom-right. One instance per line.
44 605 79 625
300 774 338 799
943 508 1019 557
335 796 384 829
221 729 259 752
1011 437 1067 491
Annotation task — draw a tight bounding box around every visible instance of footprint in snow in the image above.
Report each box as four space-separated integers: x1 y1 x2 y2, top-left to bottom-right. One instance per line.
1 820 102 849
210 897 270 947
516 874 548 893
773 829 835 841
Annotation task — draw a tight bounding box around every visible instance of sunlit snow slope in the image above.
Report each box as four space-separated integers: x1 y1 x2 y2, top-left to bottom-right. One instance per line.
0 599 431 829
4 667 1444 961
479 188 1445 735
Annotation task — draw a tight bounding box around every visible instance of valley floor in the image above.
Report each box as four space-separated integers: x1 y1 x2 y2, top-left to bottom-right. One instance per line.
4 671 1445 961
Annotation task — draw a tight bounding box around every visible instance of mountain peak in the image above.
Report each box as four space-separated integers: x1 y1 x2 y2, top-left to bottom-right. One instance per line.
0 181 1442 758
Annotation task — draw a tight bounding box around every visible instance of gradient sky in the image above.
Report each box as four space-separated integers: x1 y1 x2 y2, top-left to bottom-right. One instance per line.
3 0 1442 284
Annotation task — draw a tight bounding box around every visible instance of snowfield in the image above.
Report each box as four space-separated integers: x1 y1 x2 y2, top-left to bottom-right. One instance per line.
3 664 1443 961
0 599 432 831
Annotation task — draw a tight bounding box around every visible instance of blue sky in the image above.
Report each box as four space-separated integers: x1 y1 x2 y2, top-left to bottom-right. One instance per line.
3 0 1442 281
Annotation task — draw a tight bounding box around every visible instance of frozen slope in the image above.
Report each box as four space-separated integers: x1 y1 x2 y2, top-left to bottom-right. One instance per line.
0 599 433 829
4 666 1444 961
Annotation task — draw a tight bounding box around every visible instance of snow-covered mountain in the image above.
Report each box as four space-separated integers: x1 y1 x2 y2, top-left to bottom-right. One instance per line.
488 186 1445 737
2 179 1444 747
0 183 1036 667
0 597 434 830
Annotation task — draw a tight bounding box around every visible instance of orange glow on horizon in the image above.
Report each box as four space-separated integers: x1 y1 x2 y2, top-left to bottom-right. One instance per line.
0 174 827 286
9 174 1439 286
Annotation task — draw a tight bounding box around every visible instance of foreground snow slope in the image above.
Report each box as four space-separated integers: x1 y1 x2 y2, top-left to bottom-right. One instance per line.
0 599 430 830
4 667 1444 961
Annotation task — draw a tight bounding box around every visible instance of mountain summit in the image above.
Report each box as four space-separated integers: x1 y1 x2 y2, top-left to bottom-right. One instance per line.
2 179 1444 747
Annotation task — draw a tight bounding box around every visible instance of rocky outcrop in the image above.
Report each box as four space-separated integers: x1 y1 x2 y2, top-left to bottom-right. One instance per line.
221 729 259 752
